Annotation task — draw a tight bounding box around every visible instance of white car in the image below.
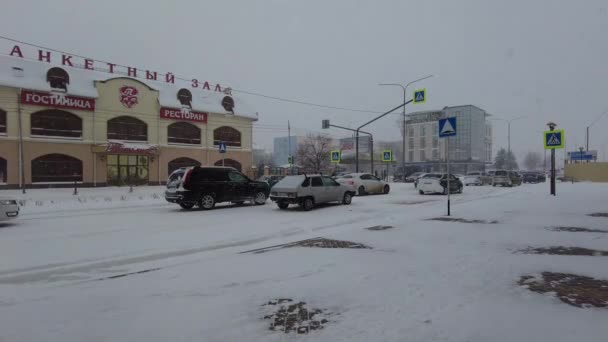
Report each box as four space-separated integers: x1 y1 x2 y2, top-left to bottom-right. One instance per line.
418 173 463 195
463 174 483 186
0 197 19 221
336 173 390 195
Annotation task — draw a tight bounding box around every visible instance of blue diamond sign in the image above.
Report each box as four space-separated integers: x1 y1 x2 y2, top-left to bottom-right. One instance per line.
438 117 457 138
218 142 227 153
413 88 426 104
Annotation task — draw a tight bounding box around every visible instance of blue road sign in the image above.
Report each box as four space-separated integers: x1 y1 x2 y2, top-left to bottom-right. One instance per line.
413 88 426 104
438 117 457 138
544 130 565 149
568 151 594 161
218 142 227 153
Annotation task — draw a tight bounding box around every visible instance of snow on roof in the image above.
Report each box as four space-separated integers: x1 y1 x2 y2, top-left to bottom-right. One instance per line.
0 55 258 120
0 55 99 98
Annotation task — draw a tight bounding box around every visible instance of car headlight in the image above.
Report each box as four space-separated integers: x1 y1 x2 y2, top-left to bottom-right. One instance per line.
0 200 16 205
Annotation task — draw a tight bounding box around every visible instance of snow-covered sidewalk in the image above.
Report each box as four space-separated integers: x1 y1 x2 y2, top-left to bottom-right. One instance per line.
1 183 607 341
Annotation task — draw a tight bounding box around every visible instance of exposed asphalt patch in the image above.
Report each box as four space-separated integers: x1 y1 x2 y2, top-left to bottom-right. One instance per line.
518 246 608 256
546 226 608 233
241 237 371 254
95 268 162 281
428 217 499 224
366 225 395 231
589 212 608 218
262 298 334 334
393 200 436 205
519 272 608 308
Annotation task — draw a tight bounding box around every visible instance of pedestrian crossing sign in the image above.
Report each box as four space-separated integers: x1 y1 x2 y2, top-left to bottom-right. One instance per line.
330 150 341 163
544 129 565 149
382 150 392 162
413 88 426 104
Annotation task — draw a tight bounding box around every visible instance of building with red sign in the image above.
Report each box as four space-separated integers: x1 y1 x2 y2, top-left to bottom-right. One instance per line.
0 55 258 187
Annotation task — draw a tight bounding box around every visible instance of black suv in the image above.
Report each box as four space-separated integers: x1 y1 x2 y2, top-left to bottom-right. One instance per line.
165 166 270 210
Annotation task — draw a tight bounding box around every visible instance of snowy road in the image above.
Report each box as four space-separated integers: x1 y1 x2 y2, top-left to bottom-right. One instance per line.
1 183 607 341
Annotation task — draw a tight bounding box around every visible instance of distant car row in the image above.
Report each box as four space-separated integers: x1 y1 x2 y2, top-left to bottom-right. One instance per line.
408 170 545 188
165 168 390 211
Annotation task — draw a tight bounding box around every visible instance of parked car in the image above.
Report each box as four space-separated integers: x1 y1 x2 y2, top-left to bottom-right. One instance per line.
466 171 491 185
418 173 463 195
463 173 483 186
522 172 546 183
0 197 19 221
414 173 429 188
508 171 522 186
405 172 425 183
491 170 512 187
335 173 390 195
165 166 270 210
257 175 285 189
270 175 356 211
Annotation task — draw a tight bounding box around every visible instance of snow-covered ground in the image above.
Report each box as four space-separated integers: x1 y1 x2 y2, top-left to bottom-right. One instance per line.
1 182 607 341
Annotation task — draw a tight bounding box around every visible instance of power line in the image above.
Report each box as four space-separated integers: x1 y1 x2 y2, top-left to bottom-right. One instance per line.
0 35 391 115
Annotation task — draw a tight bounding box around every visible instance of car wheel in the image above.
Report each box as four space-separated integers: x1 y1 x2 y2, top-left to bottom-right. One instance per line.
301 197 314 211
179 202 195 210
199 194 215 210
358 186 366 196
419 190 424 195
342 192 353 205
383 185 390 194
253 192 267 205
277 202 289 210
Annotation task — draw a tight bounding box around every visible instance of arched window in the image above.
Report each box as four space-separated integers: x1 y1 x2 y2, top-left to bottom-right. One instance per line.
213 126 241 147
31 110 82 138
168 157 201 175
107 116 147 141
0 157 6 184
214 158 242 172
46 67 69 91
31 154 82 183
168 122 201 145
177 88 192 108
0 109 6 134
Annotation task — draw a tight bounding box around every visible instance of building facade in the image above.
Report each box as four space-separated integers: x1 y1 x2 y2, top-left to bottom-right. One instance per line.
0 56 257 188
404 105 492 173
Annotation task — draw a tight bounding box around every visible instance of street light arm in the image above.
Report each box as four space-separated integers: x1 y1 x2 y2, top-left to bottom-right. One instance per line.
357 100 412 131
329 123 371 135
589 109 608 127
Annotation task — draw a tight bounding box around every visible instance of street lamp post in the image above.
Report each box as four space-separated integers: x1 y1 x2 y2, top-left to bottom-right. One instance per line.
491 115 527 170
379 75 433 179
586 109 608 153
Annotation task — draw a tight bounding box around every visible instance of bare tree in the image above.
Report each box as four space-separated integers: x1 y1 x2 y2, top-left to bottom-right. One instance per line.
523 151 542 171
296 133 332 173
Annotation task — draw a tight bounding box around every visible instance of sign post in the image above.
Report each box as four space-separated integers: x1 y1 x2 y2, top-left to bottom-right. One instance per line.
382 150 392 181
219 142 227 166
544 125 564 196
438 117 457 216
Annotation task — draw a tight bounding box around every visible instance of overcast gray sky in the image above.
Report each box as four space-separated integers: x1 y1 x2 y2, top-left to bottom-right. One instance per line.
2 0 608 162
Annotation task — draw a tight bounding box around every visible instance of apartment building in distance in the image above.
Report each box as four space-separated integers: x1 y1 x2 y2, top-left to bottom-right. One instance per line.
404 105 492 173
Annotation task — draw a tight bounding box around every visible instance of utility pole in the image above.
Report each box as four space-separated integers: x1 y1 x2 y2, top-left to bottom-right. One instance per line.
288 120 291 175
547 122 557 196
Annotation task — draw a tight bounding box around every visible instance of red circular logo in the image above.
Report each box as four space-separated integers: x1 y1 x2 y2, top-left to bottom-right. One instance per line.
119 86 139 108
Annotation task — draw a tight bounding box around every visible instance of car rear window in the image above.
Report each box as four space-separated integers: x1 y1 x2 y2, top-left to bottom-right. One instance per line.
495 171 508 176
425 174 442 178
274 176 306 188
169 170 184 182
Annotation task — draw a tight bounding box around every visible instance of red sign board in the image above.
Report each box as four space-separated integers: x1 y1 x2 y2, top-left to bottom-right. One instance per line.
160 107 207 123
21 90 95 111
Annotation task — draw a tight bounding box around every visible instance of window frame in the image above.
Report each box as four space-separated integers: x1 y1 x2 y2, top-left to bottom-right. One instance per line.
30 110 82 139
167 121 201 145
213 126 241 147
107 116 148 142
46 67 70 91
31 153 82 183
0 109 6 135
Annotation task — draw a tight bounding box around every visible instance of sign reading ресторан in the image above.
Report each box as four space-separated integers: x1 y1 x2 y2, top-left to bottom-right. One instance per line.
21 90 95 111
160 107 208 123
